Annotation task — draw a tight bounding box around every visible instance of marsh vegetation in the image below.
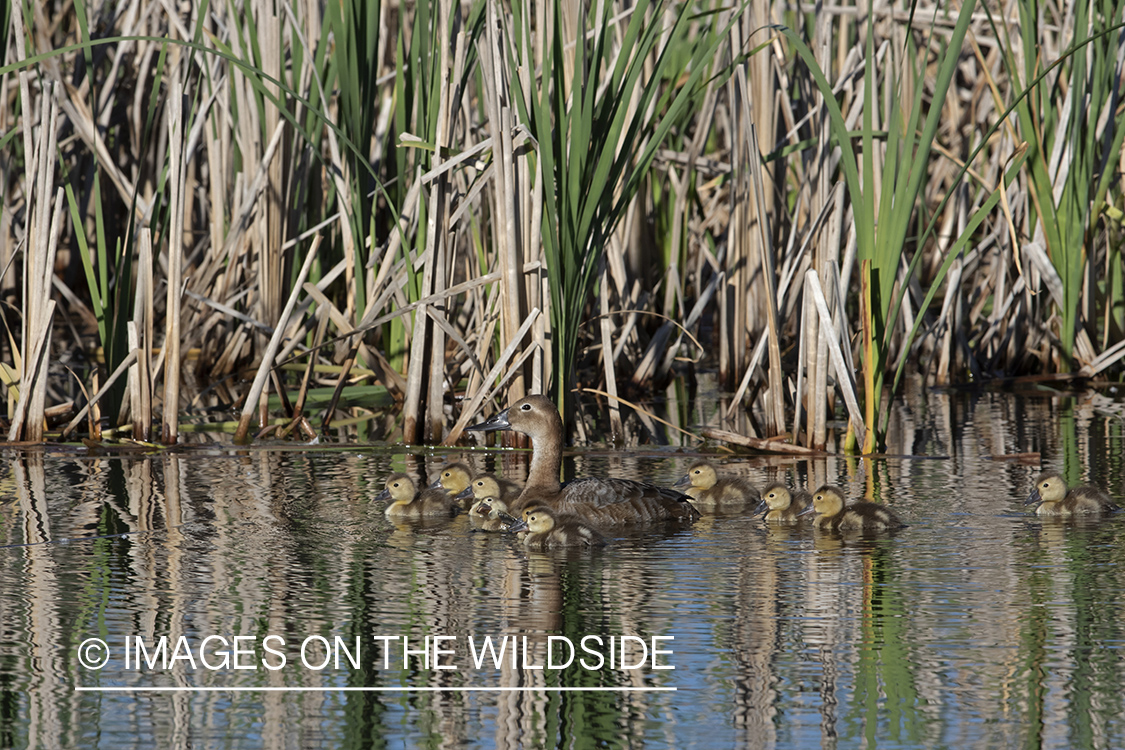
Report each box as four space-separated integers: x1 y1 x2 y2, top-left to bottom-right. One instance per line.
1 0 1122 450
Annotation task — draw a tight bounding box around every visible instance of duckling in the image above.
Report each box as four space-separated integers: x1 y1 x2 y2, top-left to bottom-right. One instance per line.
375 473 458 519
453 473 523 511
466 395 699 526
758 482 812 523
674 460 762 510
507 506 607 550
430 462 474 496
800 484 905 531
468 498 521 532
1025 474 1119 516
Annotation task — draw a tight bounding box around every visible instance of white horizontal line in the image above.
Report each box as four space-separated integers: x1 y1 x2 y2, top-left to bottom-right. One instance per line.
75 686 677 693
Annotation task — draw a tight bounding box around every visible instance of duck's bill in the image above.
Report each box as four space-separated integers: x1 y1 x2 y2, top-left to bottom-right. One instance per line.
1024 488 1042 505
429 478 444 489
466 407 511 432
494 510 520 526
672 474 691 488
796 505 815 517
455 486 474 501
750 500 767 516
373 489 391 504
506 518 529 533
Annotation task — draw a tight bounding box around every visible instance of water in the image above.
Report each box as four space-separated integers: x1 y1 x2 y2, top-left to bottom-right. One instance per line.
1 390 1123 749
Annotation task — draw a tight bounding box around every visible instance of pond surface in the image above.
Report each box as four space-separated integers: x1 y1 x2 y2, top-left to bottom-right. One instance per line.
2 389 1124 749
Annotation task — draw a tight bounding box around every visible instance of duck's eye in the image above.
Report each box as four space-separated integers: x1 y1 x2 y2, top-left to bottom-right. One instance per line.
767 492 776 499
520 403 532 411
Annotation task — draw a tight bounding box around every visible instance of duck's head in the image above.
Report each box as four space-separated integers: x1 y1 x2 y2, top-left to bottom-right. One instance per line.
472 475 503 500
375 473 417 504
801 485 846 518
675 461 719 491
507 505 557 534
455 474 503 504
1026 473 1067 505
466 394 561 441
431 462 473 493
761 482 793 511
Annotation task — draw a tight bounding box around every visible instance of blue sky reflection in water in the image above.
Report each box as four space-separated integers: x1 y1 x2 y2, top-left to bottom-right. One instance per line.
1 390 1124 749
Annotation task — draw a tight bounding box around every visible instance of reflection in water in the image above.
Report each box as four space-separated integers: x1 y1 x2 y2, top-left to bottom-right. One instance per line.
0 390 1123 748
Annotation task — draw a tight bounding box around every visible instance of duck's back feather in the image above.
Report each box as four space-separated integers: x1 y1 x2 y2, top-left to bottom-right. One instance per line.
518 477 699 526
817 501 905 531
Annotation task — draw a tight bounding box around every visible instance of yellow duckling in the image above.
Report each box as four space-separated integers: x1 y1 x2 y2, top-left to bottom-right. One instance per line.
507 506 607 550
466 395 698 526
800 485 905 531
375 473 458 519
453 473 523 511
468 498 520 531
1025 474 1119 516
674 460 761 510
430 462 474 495
758 482 812 523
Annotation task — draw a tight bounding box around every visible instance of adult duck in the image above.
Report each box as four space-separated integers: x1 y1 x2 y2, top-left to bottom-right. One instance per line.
1025 474 1119 516
507 506 607 550
674 460 761 510
375 473 458 519
466 394 700 526
799 485 905 531
758 482 812 523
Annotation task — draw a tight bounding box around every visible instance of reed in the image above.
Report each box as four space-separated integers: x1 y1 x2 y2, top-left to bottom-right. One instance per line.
0 0 1121 449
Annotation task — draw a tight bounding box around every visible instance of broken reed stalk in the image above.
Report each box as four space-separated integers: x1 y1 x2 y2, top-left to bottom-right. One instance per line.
598 257 624 439
806 268 866 449
747 125 786 435
129 229 154 440
234 236 322 444
162 80 185 445
443 307 541 446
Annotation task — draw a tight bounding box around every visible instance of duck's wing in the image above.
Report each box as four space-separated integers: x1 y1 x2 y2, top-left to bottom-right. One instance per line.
1070 486 1120 513
555 478 700 526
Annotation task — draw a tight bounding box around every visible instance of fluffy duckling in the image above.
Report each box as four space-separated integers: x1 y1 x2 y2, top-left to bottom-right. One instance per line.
466 395 699 526
800 484 905 531
430 462 474 495
375 473 458 519
1025 474 1119 516
453 473 523 511
759 482 812 523
468 498 520 531
507 506 607 550
674 460 762 510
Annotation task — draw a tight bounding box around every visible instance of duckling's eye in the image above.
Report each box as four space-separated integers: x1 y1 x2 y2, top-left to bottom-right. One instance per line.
767 492 776 499
520 403 532 411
